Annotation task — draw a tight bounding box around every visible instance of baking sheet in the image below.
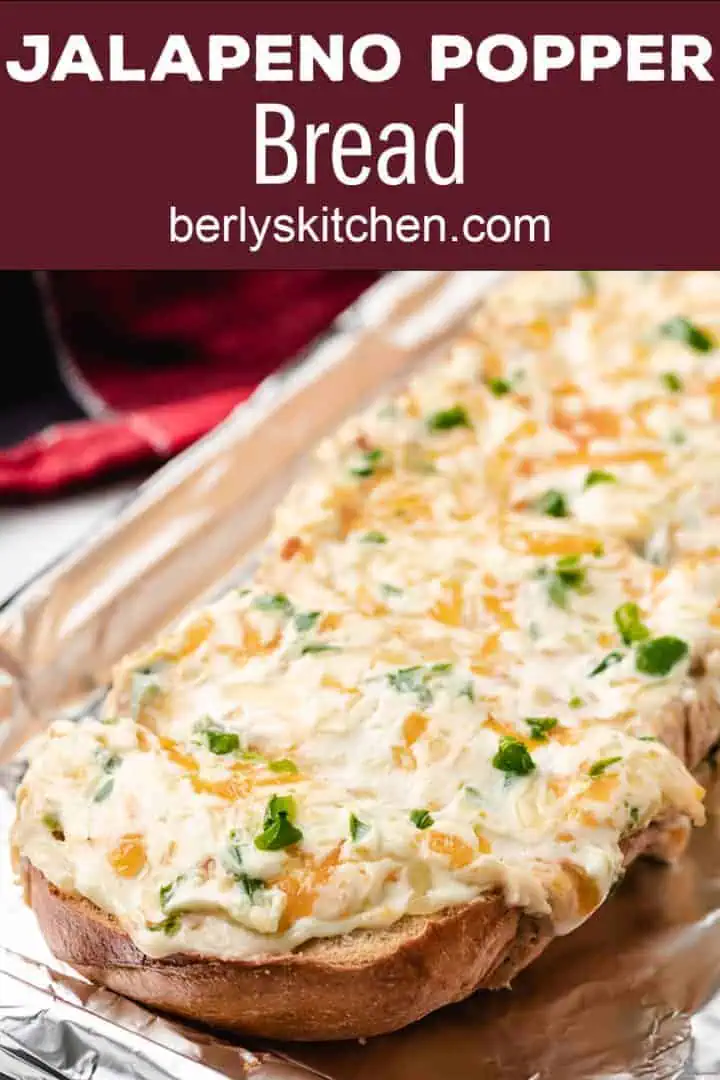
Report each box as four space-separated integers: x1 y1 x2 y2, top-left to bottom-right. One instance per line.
2 269 720 1080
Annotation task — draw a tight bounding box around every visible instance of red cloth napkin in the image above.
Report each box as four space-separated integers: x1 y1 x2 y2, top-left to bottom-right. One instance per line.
0 271 378 496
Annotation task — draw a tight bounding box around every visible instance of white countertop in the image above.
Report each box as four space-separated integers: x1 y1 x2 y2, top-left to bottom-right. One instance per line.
0 482 139 605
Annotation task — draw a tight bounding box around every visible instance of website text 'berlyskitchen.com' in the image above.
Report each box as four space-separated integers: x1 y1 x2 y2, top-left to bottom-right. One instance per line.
169 205 551 252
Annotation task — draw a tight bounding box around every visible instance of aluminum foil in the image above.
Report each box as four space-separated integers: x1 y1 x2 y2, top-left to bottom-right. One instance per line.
2 269 720 1079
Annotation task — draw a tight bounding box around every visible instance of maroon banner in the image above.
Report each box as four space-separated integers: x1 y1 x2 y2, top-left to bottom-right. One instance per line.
0 2 718 268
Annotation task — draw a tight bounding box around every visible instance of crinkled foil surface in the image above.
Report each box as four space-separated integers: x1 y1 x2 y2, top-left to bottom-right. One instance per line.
2 270 720 1080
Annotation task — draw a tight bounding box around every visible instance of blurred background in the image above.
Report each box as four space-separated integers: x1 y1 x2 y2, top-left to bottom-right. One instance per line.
1 273 83 446
0 269 378 600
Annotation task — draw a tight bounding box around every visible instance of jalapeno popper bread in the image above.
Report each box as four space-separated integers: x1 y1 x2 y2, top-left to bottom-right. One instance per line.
265 269 720 767
12 271 720 1041
272 270 720 569
13 597 705 1039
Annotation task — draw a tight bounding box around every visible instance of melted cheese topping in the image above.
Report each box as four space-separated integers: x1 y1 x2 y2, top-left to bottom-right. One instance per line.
272 271 720 563
260 517 720 737
14 270 717 963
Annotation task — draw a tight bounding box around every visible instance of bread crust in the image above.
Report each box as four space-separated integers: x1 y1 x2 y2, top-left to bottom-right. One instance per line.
23 860 551 1039
654 670 720 768
21 815 684 1041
